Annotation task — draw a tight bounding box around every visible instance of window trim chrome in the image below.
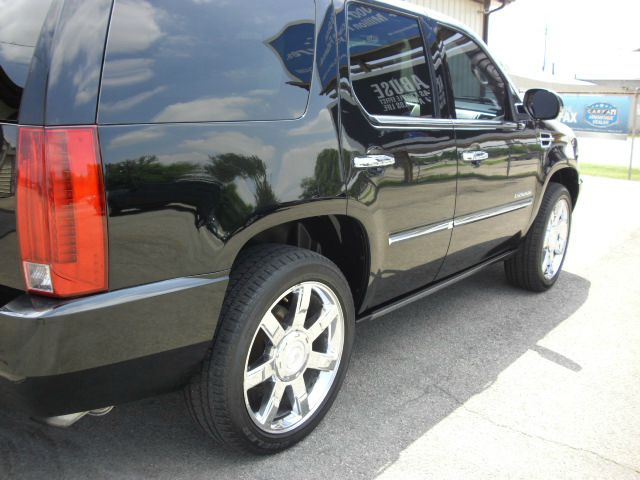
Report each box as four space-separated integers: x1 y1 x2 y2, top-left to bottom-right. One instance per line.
360 114 520 131
370 114 453 130
451 119 521 130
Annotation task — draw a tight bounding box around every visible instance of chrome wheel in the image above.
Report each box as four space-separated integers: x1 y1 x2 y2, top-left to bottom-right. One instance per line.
542 197 570 279
243 281 344 434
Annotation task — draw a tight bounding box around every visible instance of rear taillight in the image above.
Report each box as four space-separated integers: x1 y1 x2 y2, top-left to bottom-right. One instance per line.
16 127 108 297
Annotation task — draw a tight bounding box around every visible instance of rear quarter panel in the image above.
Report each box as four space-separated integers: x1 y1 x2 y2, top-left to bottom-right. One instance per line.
98 0 346 289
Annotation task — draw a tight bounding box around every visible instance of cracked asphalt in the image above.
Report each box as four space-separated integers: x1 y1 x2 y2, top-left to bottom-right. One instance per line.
1 175 639 479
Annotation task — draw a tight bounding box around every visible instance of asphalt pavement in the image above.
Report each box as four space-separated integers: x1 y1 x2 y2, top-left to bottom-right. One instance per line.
1 175 639 479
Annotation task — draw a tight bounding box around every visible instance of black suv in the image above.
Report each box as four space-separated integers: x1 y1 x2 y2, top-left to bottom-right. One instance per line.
0 0 579 453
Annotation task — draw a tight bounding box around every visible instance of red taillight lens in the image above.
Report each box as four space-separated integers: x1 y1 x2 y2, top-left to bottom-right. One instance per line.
16 127 108 297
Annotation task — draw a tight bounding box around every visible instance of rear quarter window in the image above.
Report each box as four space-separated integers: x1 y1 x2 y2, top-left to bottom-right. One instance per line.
99 0 316 124
0 0 53 122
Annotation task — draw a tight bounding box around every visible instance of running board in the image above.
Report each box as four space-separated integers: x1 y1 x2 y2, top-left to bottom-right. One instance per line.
357 251 514 323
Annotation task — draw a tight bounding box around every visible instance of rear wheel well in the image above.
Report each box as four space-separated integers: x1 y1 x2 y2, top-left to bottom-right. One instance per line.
548 167 579 206
236 215 369 311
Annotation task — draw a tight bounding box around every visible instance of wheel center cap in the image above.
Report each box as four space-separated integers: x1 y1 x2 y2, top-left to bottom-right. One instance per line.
275 331 310 381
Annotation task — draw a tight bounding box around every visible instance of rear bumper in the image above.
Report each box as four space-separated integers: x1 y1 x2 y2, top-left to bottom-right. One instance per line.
0 272 228 416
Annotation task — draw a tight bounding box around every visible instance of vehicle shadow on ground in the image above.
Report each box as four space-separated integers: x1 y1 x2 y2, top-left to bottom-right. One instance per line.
0 264 591 480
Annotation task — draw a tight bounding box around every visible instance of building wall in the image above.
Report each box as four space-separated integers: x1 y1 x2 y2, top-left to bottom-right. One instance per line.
402 0 484 36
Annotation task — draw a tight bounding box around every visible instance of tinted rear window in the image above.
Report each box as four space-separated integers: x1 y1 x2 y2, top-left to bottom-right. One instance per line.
347 4 434 119
0 0 53 122
99 0 315 124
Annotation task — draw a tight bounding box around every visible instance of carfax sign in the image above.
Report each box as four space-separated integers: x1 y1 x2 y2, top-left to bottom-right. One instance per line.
559 94 631 134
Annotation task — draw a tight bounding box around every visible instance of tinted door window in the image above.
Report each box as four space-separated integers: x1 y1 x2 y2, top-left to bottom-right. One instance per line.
99 0 315 124
440 27 507 121
0 0 53 122
348 4 434 118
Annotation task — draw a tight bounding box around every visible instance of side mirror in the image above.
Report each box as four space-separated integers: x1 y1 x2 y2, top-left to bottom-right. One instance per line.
523 88 563 120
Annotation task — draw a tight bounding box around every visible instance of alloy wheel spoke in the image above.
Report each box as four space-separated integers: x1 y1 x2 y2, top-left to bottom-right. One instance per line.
257 380 286 427
290 377 310 417
545 251 555 275
307 351 338 372
307 304 338 341
245 358 275 390
261 312 286 345
292 284 312 329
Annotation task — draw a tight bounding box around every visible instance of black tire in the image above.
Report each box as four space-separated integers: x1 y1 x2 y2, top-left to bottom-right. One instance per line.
185 244 355 453
505 183 572 292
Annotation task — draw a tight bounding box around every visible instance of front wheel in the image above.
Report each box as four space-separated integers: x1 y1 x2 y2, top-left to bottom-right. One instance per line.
186 244 354 453
505 183 572 291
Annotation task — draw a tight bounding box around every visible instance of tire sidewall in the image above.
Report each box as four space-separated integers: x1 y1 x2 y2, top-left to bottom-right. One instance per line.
216 256 355 450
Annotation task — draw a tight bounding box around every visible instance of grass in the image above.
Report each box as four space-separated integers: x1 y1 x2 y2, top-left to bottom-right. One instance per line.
579 163 640 181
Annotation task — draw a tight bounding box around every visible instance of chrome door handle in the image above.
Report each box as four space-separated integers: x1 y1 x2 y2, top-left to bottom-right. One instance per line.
461 150 489 162
503 121 527 131
353 154 395 168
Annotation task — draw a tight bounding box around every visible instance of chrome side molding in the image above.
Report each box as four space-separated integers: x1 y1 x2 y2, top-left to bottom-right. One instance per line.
389 220 453 245
388 198 533 245
454 198 533 227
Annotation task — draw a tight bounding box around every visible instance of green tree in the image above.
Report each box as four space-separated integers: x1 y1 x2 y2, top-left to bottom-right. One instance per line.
300 148 342 199
206 153 277 209
106 155 199 189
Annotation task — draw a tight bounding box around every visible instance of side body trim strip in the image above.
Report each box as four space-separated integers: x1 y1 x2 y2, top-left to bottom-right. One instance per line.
389 220 453 246
453 198 533 227
388 198 533 245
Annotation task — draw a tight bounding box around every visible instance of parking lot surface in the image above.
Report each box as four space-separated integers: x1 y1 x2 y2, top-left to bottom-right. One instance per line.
1 175 639 479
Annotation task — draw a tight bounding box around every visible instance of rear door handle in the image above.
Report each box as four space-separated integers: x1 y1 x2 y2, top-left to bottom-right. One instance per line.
353 154 395 168
461 150 489 163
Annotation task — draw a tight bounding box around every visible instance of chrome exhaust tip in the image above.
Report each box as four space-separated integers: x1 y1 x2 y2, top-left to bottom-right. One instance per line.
39 406 113 428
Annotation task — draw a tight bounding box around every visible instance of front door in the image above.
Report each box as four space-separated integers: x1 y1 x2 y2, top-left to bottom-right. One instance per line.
338 2 458 306
435 26 541 278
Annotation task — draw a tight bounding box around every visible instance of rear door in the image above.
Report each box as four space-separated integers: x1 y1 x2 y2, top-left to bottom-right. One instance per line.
340 2 458 306
435 26 540 278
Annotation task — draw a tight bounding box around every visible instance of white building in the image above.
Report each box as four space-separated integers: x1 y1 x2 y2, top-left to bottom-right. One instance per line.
401 0 513 41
